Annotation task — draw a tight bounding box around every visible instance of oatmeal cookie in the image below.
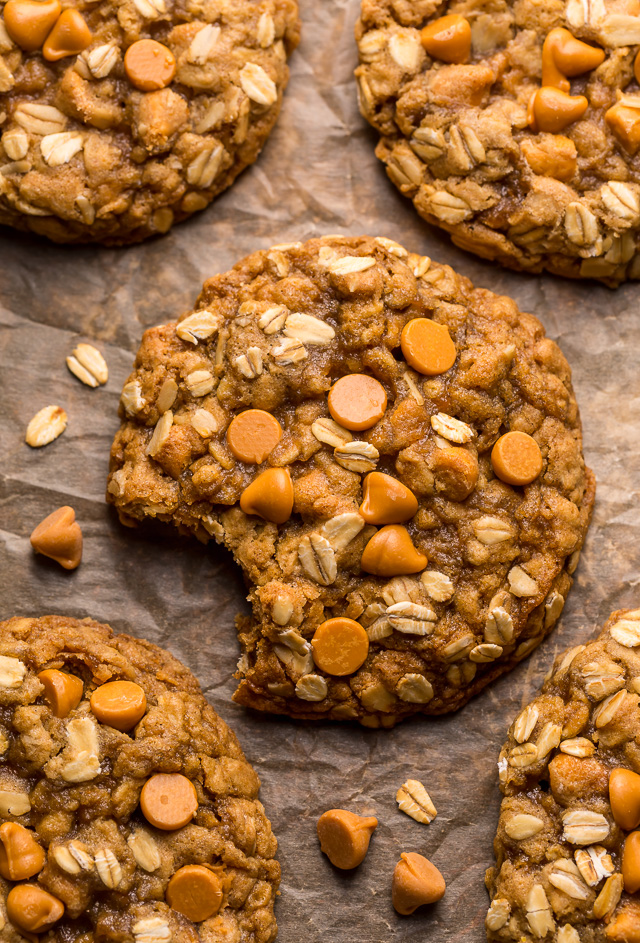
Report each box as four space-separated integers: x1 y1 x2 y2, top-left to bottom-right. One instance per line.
355 0 640 285
0 0 299 244
486 609 640 943
0 614 279 941
107 235 595 727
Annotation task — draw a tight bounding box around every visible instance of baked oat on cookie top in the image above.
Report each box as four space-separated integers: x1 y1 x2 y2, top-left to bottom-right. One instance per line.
0 614 279 941
107 235 595 727
486 609 640 943
355 0 640 285
0 0 299 243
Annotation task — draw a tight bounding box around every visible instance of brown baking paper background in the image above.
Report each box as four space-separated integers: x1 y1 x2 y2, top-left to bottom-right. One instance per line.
1 0 639 939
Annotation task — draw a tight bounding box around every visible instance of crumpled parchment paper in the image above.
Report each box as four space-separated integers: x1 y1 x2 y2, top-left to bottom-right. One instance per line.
1 1 638 939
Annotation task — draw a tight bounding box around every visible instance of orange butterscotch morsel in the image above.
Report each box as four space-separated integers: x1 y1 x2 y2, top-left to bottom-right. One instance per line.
521 135 577 182
38 668 83 718
432 447 479 501
240 467 293 524
140 773 198 831
30 505 83 570
635 49 640 86
491 431 542 486
392 852 446 915
317 809 378 869
360 525 427 577
605 102 640 156
542 28 605 93
42 8 92 61
311 618 369 676
528 87 588 134
90 680 147 732
606 903 640 943
622 831 640 894
166 865 224 922
610 768 640 831
124 39 177 92
420 14 471 64
327 374 387 432
6 885 64 933
400 318 456 377
3 0 61 51
226 409 283 464
0 823 45 882
360 472 418 525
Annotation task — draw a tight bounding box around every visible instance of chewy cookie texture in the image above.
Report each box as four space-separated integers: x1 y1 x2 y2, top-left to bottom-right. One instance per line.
356 0 640 284
108 235 594 727
0 0 299 243
0 615 279 941
486 609 640 943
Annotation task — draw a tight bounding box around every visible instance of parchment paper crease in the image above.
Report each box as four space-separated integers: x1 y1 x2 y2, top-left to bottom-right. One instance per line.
1 1 639 939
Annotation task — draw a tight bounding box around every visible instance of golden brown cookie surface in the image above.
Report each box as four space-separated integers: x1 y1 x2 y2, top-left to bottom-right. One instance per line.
355 0 640 285
107 235 595 727
0 614 279 941
0 0 299 244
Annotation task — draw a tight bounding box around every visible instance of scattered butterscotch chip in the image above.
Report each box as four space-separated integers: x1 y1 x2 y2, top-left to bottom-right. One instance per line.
610 768 640 831
392 852 446 914
30 506 82 570
317 809 378 869
396 780 437 825
38 668 83 718
226 409 283 464
124 38 177 92
420 14 470 63
623 831 640 894
0 823 45 881
328 374 387 431
400 318 456 376
166 864 224 921
90 680 147 732
25 405 67 448
6 884 64 932
3 0 61 51
528 86 588 134
140 773 198 830
541 28 604 93
66 343 108 388
311 618 369 676
360 471 418 525
240 467 294 524
42 8 92 61
491 431 543 486
360 525 427 577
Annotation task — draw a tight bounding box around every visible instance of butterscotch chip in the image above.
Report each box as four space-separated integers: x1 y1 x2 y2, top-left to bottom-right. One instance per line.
355 2 640 284
3 0 61 51
107 236 594 727
124 39 176 92
400 318 456 376
42 9 92 61
328 374 387 431
491 432 543 486
311 618 369 676
0 823 45 881
420 14 470 64
140 773 198 831
359 471 418 525
0 615 280 939
360 525 427 577
0 1 299 243
488 609 640 941
227 409 283 464
90 680 147 731
240 467 294 523
610 768 640 831
166 864 224 921
37 668 83 718
30 506 83 570
317 809 378 869
392 852 446 915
